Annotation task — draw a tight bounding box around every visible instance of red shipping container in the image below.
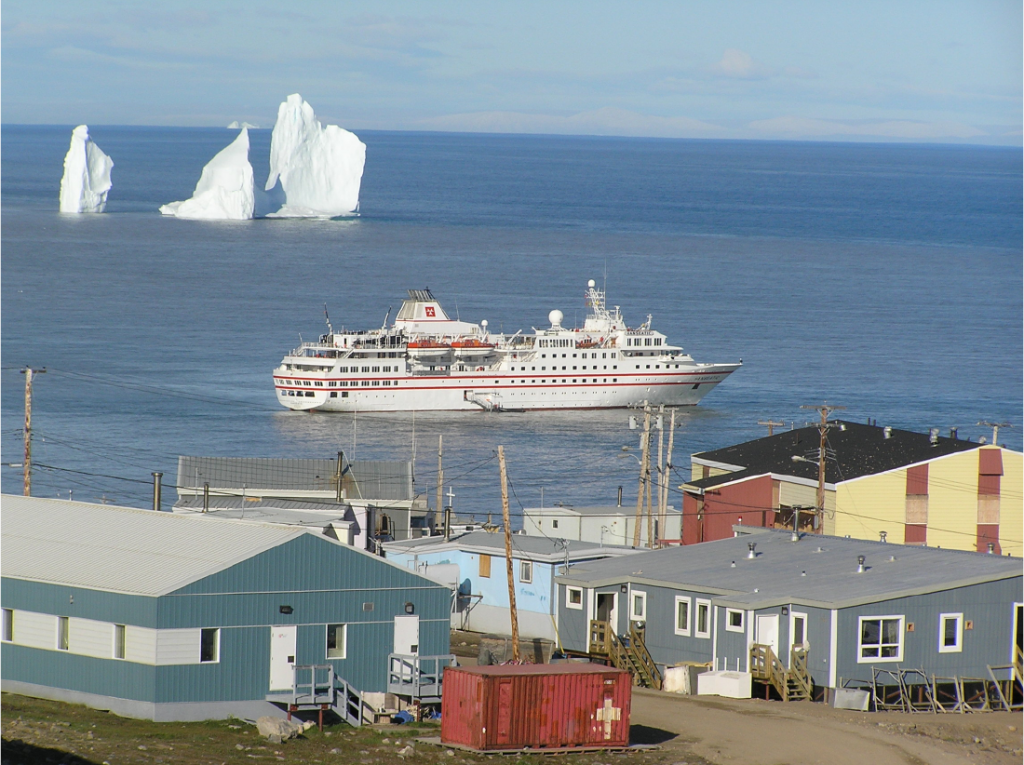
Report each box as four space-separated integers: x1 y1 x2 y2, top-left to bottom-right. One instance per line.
440 663 631 751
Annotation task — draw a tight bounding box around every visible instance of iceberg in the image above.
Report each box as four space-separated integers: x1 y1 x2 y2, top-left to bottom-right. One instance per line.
227 120 259 129
160 128 255 220
59 125 113 213
263 94 365 217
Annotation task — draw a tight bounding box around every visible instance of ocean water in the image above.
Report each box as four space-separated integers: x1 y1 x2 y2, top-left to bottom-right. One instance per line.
2 125 1021 517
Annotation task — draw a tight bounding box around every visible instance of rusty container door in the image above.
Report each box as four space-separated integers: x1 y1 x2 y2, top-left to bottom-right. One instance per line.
441 664 631 751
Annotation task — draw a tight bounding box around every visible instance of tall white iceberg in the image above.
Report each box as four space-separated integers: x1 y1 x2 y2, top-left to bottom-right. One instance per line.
59 125 113 213
263 94 366 217
160 128 255 220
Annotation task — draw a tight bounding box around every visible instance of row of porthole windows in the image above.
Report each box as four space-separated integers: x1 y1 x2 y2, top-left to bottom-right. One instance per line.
540 352 618 359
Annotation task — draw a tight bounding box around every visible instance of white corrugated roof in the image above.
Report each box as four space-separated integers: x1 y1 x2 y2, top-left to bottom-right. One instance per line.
1 495 309 596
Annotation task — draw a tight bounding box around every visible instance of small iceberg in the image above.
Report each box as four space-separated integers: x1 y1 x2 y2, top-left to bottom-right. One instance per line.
160 128 255 220
227 120 259 129
262 94 366 217
59 125 113 213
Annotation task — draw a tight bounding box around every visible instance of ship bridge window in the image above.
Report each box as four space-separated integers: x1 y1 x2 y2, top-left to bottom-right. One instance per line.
655 338 662 346
361 366 370 373
602 353 607 358
339 366 348 373
372 366 380 372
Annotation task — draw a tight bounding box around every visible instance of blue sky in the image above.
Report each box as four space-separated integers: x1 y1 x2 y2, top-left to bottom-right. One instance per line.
3 1 1021 144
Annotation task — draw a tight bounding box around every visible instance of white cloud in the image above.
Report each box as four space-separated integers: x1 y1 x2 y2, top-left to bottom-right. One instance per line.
708 49 773 80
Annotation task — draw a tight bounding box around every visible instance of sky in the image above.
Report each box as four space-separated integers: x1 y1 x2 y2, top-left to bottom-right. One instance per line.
2 1 1021 144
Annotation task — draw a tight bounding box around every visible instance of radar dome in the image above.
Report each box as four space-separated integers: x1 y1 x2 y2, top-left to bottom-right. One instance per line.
481 319 488 328
588 279 596 288
548 310 564 327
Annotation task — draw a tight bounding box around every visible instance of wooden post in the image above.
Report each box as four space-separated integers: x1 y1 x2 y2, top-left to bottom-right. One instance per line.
436 435 444 538
660 408 676 546
654 409 664 547
22 367 45 497
633 404 651 548
498 446 520 662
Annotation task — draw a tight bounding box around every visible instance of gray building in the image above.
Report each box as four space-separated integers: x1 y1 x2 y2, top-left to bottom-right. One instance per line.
175 456 430 550
1 495 451 721
523 503 682 547
556 527 1022 693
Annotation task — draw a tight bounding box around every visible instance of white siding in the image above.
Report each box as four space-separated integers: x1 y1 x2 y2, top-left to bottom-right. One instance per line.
16 611 57 650
70 617 114 659
125 625 157 664
155 629 202 665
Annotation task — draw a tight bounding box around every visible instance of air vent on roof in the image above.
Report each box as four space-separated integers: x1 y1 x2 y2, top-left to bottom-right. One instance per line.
879 531 887 543
883 427 892 439
857 555 866 574
929 428 939 445
747 542 756 559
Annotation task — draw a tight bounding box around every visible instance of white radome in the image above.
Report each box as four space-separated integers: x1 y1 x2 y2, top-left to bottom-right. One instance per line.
548 310 564 327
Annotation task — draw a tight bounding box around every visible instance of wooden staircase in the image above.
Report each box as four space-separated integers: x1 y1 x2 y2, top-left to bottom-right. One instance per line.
749 644 812 701
589 620 662 690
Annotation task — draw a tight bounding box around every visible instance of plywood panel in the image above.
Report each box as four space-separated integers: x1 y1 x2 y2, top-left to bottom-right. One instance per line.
155 628 201 665
70 617 113 659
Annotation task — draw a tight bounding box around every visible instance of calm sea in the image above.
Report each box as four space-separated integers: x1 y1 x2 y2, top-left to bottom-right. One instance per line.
2 126 1021 516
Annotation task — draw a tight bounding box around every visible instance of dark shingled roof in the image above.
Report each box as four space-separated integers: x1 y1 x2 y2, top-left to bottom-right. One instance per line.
688 420 980 489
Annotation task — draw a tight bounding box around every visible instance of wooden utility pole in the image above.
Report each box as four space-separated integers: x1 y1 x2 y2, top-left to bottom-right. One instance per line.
22 367 45 496
659 408 676 545
800 404 845 524
633 404 651 548
654 408 664 547
436 435 444 538
758 419 784 436
498 446 520 662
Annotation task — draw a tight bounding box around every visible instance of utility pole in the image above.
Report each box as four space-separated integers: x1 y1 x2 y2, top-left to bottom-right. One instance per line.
21 367 46 496
497 446 520 662
654 407 664 548
436 435 444 536
800 404 845 527
659 408 676 545
444 486 455 541
758 419 784 437
335 450 345 502
633 403 651 548
978 421 1011 446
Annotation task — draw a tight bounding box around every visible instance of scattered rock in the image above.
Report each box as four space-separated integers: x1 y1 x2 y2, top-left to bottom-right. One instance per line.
445 749 456 757
87 731 94 739
330 747 341 754
398 745 415 757
256 716 304 741
1009 725 1017 732
138 744 148 750
236 744 246 750
268 733 283 745
382 737 390 744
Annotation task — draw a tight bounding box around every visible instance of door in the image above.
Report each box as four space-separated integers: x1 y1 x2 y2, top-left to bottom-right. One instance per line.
269 625 297 692
789 611 809 667
394 615 419 655
756 614 780 656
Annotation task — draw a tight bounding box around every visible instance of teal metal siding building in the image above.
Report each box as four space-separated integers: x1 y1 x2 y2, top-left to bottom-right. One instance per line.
556 527 1022 693
1 495 451 721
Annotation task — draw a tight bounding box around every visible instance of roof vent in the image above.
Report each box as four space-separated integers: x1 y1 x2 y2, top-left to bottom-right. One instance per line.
889 555 896 562
730 561 736 568
929 428 939 445
879 531 887 543
883 427 892 439
857 555 866 574
979 436 988 445
747 542 757 559
791 529 800 542
987 543 995 554
801 570 806 577
950 427 958 440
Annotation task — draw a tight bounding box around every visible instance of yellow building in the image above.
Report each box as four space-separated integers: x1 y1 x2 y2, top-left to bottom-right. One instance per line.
684 422 1021 556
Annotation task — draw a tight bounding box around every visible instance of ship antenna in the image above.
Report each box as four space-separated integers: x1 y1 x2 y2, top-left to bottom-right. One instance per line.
324 303 334 335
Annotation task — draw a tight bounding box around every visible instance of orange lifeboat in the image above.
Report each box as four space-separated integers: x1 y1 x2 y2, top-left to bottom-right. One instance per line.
450 337 495 358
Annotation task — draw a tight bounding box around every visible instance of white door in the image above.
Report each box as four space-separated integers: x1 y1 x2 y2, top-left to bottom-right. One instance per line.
269 625 297 691
756 614 780 655
394 615 419 655
789 611 809 667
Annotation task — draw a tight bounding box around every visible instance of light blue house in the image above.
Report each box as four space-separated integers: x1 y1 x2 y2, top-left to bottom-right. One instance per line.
1 495 451 721
383 531 637 643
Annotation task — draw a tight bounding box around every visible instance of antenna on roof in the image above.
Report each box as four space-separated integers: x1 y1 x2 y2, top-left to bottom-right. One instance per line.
978 421 1011 446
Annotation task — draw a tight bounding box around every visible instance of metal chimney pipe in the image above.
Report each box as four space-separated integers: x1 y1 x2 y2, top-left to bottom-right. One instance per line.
747 542 756 559
617 485 622 507
203 482 209 513
987 542 995 554
857 555 866 573
152 472 163 513
879 531 887 543
883 427 892 439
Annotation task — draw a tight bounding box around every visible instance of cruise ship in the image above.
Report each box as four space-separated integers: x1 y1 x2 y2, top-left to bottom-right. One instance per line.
273 281 740 412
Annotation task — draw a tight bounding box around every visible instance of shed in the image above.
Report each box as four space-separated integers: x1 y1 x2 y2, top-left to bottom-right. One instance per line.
1 495 451 721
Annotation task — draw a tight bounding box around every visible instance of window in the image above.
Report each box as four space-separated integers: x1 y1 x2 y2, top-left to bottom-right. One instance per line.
552 519 559 528
58 616 70 650
791 612 808 649
631 590 647 621
519 561 533 584
567 587 583 610
674 596 691 636
695 599 711 639
726 608 745 633
938 613 963 653
2 609 12 642
479 554 491 578
200 628 219 663
114 624 126 659
858 616 904 662
327 624 347 659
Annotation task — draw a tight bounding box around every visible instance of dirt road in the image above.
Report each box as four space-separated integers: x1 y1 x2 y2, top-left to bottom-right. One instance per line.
631 688 1022 765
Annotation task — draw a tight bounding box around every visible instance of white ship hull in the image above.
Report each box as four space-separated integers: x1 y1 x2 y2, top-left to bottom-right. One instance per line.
273 281 740 413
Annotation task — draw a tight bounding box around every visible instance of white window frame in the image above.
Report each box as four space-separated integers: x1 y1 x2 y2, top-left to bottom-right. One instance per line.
519 560 533 584
2 608 12 642
57 616 70 651
790 611 809 650
326 623 347 659
674 596 691 636
725 608 745 633
695 599 712 639
113 624 126 660
857 615 904 663
938 612 963 653
630 590 647 622
566 587 584 610
199 628 220 663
